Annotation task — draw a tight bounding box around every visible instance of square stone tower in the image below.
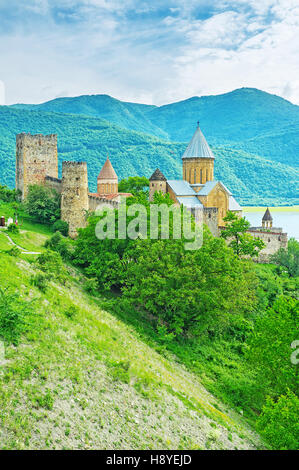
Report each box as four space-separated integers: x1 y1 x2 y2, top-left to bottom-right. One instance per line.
16 133 58 199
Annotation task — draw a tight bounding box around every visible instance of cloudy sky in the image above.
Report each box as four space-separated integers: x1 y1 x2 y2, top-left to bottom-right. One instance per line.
0 0 298 106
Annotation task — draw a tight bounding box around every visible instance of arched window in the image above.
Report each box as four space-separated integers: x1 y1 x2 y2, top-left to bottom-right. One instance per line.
194 168 196 184
189 169 192 182
200 169 203 184
206 169 209 181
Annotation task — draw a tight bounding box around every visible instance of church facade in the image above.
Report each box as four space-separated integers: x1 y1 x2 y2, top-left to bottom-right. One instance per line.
149 123 242 236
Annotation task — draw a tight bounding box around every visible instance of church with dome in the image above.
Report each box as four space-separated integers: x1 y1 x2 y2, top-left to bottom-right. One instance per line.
149 123 242 236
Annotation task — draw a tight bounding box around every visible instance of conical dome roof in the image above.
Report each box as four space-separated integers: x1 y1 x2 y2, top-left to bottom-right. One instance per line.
97 156 118 180
182 123 215 159
149 168 167 181
262 207 273 221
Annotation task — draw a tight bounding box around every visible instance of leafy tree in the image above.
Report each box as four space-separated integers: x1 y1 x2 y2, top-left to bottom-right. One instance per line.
247 296 299 398
257 391 299 450
25 184 60 224
221 211 265 257
52 219 69 236
118 176 149 195
0 185 21 202
271 238 299 277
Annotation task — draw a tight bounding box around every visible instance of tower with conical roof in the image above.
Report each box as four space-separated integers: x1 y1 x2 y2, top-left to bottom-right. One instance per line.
182 122 214 186
149 168 167 201
97 156 118 195
262 207 273 229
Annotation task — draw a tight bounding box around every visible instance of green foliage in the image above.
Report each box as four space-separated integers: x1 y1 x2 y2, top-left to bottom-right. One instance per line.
44 231 74 260
64 305 79 320
52 219 69 236
7 223 19 234
7 246 21 257
1 94 298 205
257 391 299 450
0 287 32 345
25 185 60 224
0 185 20 202
35 250 67 284
246 296 298 398
84 278 99 296
271 238 299 277
30 273 49 292
118 176 149 195
109 360 131 384
221 211 265 257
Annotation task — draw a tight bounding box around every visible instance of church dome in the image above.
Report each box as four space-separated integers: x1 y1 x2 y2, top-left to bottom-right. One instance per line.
182 123 215 159
262 207 273 221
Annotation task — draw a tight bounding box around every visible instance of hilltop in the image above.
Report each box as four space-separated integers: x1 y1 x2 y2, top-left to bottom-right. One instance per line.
0 93 298 205
0 204 260 450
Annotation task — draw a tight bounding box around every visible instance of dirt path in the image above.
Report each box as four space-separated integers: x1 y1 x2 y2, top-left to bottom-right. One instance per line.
3 232 41 255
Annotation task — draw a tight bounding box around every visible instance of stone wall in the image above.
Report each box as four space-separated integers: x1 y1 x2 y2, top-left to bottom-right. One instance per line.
45 175 62 194
247 227 288 262
88 194 119 212
61 162 89 238
16 133 58 199
182 157 214 185
203 207 219 237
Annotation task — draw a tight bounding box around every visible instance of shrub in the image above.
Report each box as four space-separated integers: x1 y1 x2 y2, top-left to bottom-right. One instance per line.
257 391 299 450
64 305 79 320
25 184 60 224
30 273 49 292
7 246 21 257
84 278 99 295
52 220 69 236
36 250 68 284
7 223 19 234
0 287 32 345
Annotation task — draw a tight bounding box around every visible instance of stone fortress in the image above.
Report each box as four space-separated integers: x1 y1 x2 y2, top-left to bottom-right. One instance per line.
15 126 287 260
15 133 131 237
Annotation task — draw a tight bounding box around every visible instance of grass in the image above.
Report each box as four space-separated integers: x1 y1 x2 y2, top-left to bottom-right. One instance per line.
0 244 261 450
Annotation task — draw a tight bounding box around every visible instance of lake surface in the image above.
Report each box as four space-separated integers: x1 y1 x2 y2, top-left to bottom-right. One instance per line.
243 208 299 240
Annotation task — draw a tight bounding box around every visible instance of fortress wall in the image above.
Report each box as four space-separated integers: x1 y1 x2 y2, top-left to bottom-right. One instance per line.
45 176 62 194
16 133 58 199
88 194 119 212
247 227 288 262
203 207 219 237
61 162 89 238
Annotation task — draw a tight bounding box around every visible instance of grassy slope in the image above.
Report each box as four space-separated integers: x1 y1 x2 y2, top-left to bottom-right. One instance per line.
0 217 261 450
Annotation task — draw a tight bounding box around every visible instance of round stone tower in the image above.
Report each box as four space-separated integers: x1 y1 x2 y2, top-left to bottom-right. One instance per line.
182 123 214 185
61 161 89 238
149 168 167 201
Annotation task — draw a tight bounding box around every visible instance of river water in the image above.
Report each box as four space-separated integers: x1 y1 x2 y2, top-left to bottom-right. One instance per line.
243 208 299 240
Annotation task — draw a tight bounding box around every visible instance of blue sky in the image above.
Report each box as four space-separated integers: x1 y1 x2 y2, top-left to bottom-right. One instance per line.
0 0 298 105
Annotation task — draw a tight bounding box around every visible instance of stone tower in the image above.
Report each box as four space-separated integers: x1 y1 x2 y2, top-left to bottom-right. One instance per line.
16 133 58 199
149 168 167 201
182 123 214 186
97 156 118 195
61 162 89 238
262 207 273 229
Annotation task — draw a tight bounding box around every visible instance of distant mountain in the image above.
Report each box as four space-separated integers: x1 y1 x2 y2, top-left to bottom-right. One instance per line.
11 88 299 168
0 103 298 205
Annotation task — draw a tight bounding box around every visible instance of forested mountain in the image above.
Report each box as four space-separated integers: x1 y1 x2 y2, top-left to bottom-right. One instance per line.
2 87 299 205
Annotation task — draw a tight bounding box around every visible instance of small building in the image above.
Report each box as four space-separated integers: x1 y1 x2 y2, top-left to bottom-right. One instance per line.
247 208 288 262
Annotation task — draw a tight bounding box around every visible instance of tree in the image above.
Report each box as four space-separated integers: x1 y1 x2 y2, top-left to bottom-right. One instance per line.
25 184 60 224
118 176 149 195
257 391 299 450
271 238 299 278
221 211 265 258
246 296 299 398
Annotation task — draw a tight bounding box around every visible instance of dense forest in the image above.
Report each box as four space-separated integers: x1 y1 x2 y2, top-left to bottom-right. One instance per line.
1 87 299 206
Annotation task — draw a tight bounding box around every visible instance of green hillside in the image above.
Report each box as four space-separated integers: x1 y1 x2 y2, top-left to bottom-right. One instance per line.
11 88 299 168
0 208 260 450
0 106 298 205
